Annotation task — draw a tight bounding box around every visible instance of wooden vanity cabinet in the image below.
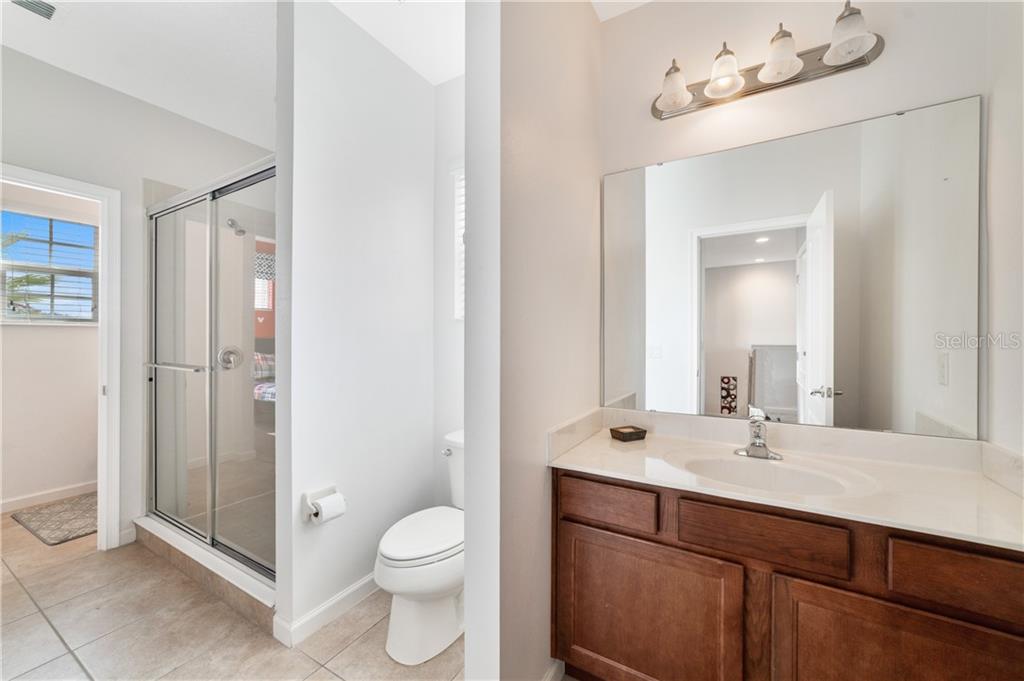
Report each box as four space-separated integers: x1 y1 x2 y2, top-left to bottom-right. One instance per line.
552 470 1024 681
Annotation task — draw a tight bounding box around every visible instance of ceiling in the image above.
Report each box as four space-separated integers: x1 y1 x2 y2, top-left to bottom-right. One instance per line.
1 1 278 149
1 0 636 149
701 227 804 270
332 1 465 86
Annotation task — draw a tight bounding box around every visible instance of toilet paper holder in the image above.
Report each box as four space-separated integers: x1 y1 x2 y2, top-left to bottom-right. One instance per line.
302 486 341 522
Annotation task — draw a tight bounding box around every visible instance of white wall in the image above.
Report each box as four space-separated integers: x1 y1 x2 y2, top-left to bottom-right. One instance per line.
600 1 1022 453
434 75 466 504
1 184 101 508
499 2 602 679
1 47 271 536
284 0 435 633
464 0 503 675
703 261 797 417
858 100 980 437
602 168 646 408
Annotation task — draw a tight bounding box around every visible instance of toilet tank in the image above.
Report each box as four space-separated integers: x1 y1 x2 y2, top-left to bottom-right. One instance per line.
444 429 465 510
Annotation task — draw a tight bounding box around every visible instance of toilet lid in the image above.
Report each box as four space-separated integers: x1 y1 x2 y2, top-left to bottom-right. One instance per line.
379 506 464 562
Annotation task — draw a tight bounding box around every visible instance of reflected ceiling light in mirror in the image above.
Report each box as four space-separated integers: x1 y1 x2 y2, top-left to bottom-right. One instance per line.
758 24 803 84
754 258 766 263
823 1 878 66
650 2 884 120
657 59 693 113
704 43 745 99
755 236 771 243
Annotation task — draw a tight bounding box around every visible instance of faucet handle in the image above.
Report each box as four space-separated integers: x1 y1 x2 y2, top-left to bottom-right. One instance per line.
748 405 767 422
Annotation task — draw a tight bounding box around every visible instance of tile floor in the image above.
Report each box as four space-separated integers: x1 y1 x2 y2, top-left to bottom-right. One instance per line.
1 513 463 680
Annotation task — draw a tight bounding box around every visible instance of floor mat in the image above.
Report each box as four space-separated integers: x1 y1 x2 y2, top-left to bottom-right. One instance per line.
12 492 97 546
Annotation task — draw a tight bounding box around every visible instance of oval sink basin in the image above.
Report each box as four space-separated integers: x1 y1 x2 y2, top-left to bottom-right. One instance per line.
683 458 846 496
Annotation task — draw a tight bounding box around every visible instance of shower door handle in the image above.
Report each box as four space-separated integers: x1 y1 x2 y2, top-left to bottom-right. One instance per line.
217 346 243 370
146 362 208 373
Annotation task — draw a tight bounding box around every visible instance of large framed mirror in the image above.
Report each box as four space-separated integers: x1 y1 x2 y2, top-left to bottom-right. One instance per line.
602 96 980 439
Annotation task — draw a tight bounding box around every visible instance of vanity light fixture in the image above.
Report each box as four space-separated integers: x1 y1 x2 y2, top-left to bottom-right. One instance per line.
823 1 878 66
657 59 693 112
758 24 803 84
651 1 884 120
704 43 745 99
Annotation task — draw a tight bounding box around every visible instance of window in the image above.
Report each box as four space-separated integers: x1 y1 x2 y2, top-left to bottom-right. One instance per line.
254 249 275 311
1 210 98 323
453 169 466 320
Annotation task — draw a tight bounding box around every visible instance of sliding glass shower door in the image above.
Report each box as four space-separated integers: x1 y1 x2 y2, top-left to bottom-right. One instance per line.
149 166 276 577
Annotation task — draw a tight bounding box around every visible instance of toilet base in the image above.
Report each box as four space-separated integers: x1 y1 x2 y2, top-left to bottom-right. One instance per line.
385 590 464 666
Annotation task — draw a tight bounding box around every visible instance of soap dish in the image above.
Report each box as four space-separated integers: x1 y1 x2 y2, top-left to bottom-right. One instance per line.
610 425 647 442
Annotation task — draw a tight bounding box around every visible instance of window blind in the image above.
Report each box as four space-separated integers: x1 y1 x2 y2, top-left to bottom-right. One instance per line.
454 169 466 321
1 210 98 323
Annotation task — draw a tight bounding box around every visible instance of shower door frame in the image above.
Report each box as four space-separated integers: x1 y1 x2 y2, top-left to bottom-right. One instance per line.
146 155 276 580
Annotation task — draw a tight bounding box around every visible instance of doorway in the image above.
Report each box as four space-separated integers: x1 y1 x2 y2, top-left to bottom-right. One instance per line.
147 160 276 577
0 164 121 550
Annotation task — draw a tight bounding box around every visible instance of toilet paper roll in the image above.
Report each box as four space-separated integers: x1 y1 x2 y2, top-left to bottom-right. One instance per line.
312 492 347 524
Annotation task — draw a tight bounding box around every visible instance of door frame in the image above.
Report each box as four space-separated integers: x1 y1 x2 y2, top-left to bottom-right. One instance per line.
690 214 809 414
1 163 122 551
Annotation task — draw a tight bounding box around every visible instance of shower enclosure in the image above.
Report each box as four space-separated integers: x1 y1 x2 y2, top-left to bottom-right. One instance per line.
146 158 277 577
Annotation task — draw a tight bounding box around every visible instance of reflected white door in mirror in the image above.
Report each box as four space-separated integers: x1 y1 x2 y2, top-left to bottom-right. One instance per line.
602 97 981 440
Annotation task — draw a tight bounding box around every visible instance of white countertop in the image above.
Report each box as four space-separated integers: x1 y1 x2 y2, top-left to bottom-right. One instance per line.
551 430 1024 552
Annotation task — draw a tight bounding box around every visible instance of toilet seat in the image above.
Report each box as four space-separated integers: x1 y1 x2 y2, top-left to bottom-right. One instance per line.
378 506 463 568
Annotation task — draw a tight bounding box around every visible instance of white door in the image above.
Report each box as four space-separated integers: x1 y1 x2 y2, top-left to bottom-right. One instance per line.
796 191 835 426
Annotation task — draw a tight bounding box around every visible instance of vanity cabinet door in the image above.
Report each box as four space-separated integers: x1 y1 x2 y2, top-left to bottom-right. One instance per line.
555 521 744 681
772 575 1024 681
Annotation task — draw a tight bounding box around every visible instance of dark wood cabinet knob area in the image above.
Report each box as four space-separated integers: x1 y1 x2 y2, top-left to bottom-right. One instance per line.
551 470 1024 681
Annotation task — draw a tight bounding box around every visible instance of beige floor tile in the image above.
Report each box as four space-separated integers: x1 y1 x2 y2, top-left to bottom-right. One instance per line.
303 668 341 680
0 612 67 680
21 542 165 609
161 621 319 681
12 654 88 681
2 535 95 581
0 525 46 557
75 595 248 681
0 575 38 625
45 562 201 649
324 618 463 681
298 590 391 664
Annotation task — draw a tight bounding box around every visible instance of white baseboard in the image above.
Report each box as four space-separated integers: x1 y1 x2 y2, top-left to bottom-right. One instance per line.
541 660 565 681
1 481 97 513
134 516 275 606
119 524 137 547
273 573 378 647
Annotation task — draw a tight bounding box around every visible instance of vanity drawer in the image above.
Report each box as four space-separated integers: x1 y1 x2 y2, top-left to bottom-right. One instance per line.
888 538 1024 627
678 500 851 579
559 476 659 534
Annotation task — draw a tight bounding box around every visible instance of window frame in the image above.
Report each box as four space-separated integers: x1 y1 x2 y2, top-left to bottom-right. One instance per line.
1 210 99 325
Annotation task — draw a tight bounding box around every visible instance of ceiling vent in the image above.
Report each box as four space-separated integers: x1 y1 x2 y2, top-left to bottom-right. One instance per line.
13 0 56 20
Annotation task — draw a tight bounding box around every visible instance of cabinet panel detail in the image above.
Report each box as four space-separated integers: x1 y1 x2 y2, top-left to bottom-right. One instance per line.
888 538 1024 628
678 499 850 579
556 521 743 681
772 575 1024 681
560 476 659 534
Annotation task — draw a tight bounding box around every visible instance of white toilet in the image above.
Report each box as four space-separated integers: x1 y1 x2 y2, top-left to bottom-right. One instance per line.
374 429 464 665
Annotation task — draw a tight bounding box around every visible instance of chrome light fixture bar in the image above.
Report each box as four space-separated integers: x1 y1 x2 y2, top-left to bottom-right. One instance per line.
652 2 884 121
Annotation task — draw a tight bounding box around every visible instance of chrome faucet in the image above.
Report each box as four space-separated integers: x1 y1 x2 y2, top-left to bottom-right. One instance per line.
734 407 782 460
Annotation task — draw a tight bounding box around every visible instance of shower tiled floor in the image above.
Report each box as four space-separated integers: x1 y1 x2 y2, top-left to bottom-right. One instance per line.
0 512 463 681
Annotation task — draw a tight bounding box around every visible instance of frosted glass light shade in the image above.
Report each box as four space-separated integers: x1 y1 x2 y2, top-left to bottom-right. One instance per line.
758 23 804 84
656 59 693 112
823 1 877 66
704 42 745 99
